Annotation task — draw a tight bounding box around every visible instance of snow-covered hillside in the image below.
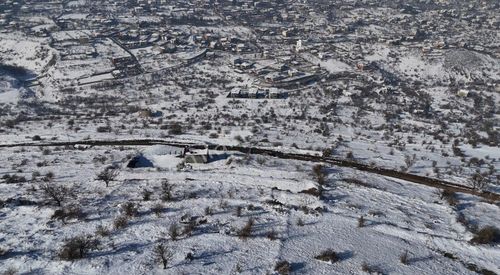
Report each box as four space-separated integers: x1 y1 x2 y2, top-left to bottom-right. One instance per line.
0 145 498 274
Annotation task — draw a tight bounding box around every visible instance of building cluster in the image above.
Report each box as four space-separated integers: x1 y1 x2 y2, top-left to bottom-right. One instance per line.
1 0 498 98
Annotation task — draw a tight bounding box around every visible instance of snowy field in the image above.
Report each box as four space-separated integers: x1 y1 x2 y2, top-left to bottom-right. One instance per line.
0 145 499 274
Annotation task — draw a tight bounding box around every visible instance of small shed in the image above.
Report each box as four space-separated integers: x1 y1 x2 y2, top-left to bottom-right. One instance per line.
185 148 209 164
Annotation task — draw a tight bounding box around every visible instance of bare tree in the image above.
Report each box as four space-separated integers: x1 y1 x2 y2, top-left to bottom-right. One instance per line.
97 167 119 187
312 164 326 185
59 235 99 261
154 242 174 269
160 180 174 201
403 154 416 172
238 218 255 240
40 183 75 207
471 172 488 191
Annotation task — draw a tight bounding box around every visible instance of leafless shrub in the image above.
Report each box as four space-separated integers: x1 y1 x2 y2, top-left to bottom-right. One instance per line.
152 203 163 217
2 267 18 275
361 262 383 274
113 215 129 229
267 229 278 240
346 151 354 160
182 220 197 236
161 180 174 201
31 171 41 180
470 226 500 245
168 123 183 135
235 206 243 217
96 167 119 187
297 218 305 227
471 172 488 191
2 267 17 275
121 201 139 217
142 189 152 201
274 260 291 275
233 262 243 273
95 225 111 237
315 249 339 263
238 218 254 240
219 199 228 209
440 189 457 206
154 242 174 269
51 205 85 223
400 250 409 265
44 171 55 182
256 156 266 165
169 223 179 240
358 216 365 227
234 135 244 143
204 206 212 215
312 164 326 185
58 235 99 261
1 174 27 184
403 154 416 172
40 183 75 207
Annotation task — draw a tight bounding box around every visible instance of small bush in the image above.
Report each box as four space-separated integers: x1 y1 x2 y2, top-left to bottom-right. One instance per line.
113 215 128 229
45 171 55 181
59 235 99 261
96 126 112 133
358 216 365 227
40 183 75 207
31 171 41 180
297 218 305 226
97 167 119 187
160 180 174 201
182 220 197 236
169 223 179 240
361 262 383 274
152 203 163 217
142 189 152 201
122 202 138 217
238 218 254 240
154 242 174 269
2 174 27 184
267 229 278 240
2 267 17 275
346 151 354 160
51 205 85 223
400 250 409 265
440 189 457 206
168 123 183 135
95 225 111 237
312 164 326 185
204 206 212 215
470 226 500 245
274 260 291 275
315 249 339 263
235 206 243 217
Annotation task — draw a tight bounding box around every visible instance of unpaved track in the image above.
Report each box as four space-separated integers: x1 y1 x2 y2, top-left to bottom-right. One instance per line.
1 138 498 201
